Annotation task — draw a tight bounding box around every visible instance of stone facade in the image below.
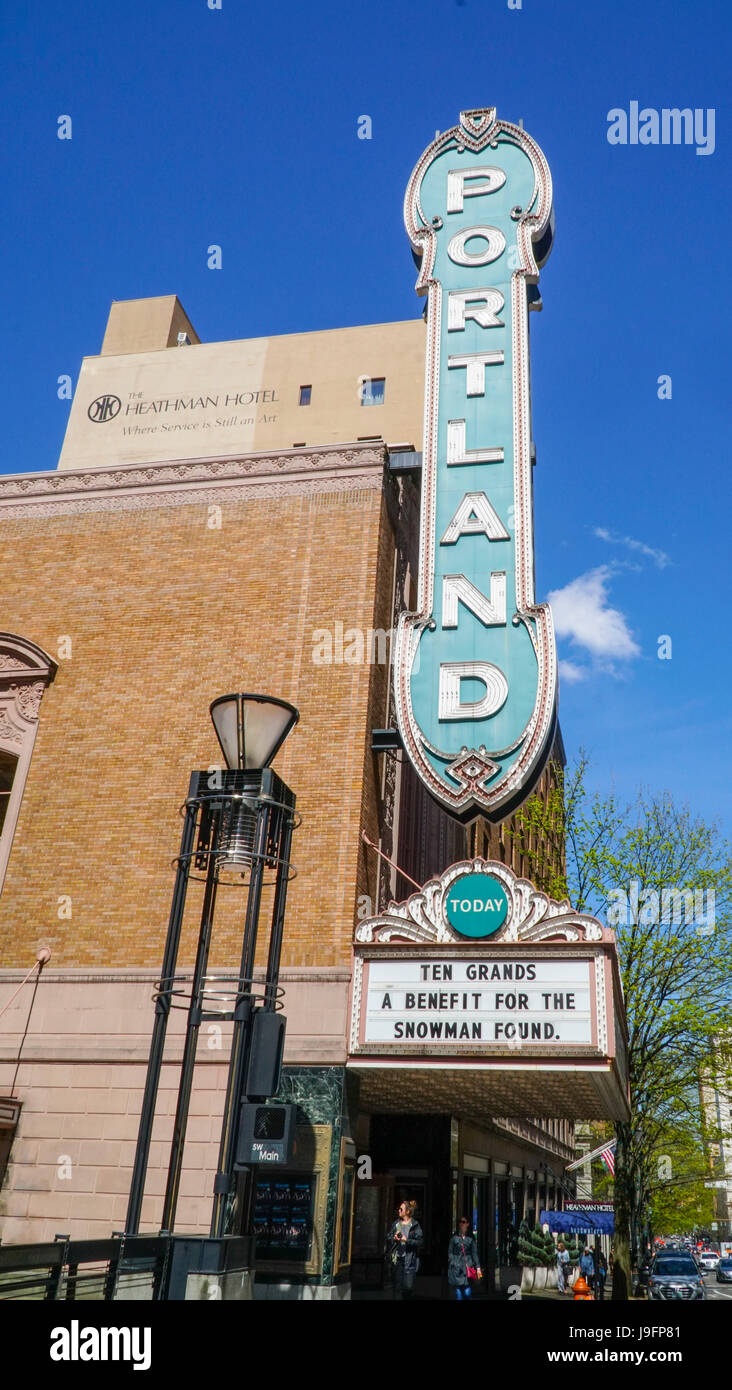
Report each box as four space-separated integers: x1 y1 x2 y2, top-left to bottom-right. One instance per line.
58 300 426 472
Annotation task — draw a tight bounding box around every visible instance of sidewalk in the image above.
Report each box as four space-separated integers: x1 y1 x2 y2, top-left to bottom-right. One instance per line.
353 1274 617 1301
523 1278 614 1301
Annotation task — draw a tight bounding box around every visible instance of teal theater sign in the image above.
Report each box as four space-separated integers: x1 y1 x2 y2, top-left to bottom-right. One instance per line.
394 109 557 819
445 871 508 938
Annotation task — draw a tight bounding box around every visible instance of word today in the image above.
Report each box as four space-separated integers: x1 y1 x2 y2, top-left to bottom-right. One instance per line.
452 894 505 914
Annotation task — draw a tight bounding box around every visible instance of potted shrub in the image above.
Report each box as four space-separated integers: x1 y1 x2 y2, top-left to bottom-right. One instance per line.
519 1221 556 1291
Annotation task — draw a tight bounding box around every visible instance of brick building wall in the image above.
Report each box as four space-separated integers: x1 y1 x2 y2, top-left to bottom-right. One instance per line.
0 445 394 973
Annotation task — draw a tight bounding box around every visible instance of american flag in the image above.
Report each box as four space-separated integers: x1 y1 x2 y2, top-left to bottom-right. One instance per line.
600 1144 616 1175
566 1138 617 1173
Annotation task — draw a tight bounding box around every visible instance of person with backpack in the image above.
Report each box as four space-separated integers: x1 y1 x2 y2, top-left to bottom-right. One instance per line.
447 1217 482 1299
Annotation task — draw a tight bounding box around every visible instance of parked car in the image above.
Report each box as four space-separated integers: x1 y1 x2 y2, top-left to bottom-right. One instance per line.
648 1255 706 1300
698 1250 720 1272
716 1257 732 1284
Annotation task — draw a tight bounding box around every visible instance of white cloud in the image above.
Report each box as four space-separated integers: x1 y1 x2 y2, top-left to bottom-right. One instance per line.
559 660 588 684
593 527 670 569
548 566 640 664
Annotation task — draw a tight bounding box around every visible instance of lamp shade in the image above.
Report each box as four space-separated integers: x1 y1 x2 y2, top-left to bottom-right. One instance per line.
210 693 299 771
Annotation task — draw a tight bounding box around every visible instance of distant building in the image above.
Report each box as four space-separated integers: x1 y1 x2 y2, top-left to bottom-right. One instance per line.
700 1053 732 1240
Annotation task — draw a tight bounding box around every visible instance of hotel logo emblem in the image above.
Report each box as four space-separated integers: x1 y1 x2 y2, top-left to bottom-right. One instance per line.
88 393 121 423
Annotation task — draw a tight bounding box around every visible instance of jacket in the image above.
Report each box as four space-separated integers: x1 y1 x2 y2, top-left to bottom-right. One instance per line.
447 1232 480 1287
579 1251 594 1276
385 1219 424 1275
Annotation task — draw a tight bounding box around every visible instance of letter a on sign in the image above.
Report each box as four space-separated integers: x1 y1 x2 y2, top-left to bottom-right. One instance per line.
393 109 558 819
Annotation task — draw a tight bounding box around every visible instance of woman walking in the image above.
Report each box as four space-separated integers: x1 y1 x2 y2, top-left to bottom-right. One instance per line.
556 1240 570 1293
447 1217 482 1300
385 1200 424 1299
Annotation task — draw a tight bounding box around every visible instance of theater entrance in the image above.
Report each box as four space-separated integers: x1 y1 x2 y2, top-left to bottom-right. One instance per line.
350 1114 452 1294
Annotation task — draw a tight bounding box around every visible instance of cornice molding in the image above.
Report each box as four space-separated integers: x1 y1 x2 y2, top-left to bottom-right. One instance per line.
0 443 386 518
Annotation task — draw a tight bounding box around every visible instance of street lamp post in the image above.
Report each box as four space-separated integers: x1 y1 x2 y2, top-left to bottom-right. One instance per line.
126 694 298 1244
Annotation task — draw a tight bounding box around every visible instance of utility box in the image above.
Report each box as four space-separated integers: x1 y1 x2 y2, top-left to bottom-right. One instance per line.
164 1235 255 1301
245 1011 287 1100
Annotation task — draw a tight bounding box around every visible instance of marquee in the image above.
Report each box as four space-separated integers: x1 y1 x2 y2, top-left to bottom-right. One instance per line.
348 860 630 1121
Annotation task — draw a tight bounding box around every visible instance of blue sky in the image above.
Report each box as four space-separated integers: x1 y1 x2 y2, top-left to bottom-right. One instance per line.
2 0 730 834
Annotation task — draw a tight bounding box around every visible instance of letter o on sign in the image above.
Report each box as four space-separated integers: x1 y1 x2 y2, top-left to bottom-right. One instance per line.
447 226 506 266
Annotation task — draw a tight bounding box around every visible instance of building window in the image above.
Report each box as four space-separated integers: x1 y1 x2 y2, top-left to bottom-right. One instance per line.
0 634 57 895
0 1097 22 1190
360 377 385 406
0 750 18 837
298 385 312 406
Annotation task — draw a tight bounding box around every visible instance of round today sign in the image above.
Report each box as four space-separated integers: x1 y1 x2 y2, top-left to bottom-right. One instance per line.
445 872 509 939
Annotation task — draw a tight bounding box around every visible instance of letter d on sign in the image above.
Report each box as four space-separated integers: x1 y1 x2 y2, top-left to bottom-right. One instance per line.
439 663 508 720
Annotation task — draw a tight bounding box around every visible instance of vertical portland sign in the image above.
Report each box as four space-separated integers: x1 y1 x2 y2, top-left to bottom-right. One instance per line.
394 108 557 820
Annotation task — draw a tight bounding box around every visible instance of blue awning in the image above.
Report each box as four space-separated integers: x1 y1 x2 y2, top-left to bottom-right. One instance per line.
540 1209 614 1235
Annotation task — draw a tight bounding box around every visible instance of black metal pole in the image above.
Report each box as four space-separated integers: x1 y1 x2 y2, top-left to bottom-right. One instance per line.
126 772 199 1235
210 793 270 1238
161 821 220 1233
262 804 294 1010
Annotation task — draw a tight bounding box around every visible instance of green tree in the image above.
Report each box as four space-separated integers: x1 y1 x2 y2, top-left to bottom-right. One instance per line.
508 757 732 1300
648 1117 716 1236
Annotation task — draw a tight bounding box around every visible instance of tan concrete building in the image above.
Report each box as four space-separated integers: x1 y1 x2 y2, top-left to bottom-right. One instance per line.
58 295 426 472
0 297 625 1298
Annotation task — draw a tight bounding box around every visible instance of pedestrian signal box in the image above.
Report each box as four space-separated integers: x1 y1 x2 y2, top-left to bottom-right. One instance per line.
235 1102 296 1167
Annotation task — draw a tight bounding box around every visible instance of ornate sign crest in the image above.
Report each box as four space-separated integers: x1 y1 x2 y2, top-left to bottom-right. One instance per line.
355 859 606 947
393 109 557 819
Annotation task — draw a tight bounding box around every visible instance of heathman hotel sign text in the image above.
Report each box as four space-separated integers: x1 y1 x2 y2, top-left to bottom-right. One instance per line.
394 109 557 818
